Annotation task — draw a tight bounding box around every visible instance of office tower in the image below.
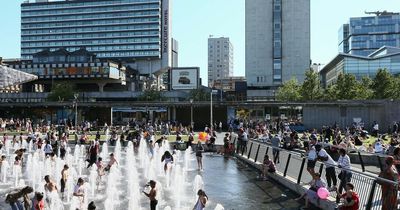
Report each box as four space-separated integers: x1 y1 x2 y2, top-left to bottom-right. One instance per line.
245 0 310 97
21 0 172 75
339 11 400 56
208 37 234 87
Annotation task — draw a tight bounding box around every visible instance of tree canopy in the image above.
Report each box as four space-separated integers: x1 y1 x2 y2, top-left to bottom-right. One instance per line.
47 82 75 102
276 68 399 101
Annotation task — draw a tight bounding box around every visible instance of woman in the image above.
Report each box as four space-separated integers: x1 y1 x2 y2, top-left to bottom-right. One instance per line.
193 189 208 210
379 156 398 210
195 142 204 171
161 151 174 172
295 173 326 208
338 183 359 210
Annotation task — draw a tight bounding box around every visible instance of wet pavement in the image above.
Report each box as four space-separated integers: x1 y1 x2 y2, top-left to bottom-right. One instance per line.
193 154 320 210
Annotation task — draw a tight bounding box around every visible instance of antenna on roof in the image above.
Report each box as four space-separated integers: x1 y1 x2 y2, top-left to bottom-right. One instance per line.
364 10 400 16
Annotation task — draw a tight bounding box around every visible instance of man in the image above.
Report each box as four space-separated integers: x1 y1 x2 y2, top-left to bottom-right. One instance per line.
271 134 281 164
61 165 69 200
316 144 337 191
143 180 157 210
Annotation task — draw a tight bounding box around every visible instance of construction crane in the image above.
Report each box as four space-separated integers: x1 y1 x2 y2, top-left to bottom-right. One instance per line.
364 10 400 16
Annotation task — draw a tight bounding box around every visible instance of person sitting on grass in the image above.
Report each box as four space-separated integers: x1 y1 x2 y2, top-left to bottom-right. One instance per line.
258 155 276 180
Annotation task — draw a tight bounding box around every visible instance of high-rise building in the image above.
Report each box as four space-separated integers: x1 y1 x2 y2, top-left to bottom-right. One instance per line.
207 37 233 87
339 11 400 56
245 0 310 98
21 0 172 75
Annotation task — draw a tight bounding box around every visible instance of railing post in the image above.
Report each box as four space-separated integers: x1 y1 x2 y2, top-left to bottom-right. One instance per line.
247 142 254 159
358 151 366 172
377 155 383 171
297 158 306 184
254 144 261 163
365 180 377 210
241 141 246 156
284 153 291 177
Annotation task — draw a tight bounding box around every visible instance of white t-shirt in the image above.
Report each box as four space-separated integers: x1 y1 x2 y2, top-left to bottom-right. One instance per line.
318 149 337 167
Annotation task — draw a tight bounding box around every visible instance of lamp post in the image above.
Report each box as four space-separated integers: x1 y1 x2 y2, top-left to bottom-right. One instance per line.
73 93 79 130
210 90 218 130
190 99 193 130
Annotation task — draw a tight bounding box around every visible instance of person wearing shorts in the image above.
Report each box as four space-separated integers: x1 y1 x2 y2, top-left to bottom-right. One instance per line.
307 145 317 177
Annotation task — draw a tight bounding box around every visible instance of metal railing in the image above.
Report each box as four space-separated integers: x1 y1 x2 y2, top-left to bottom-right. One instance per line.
233 139 399 210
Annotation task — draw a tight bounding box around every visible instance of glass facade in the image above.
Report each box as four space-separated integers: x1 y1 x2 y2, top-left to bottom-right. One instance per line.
272 0 282 83
21 0 162 60
322 51 400 87
339 14 400 56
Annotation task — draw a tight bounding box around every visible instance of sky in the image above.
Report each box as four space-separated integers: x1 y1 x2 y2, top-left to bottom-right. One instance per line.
0 0 399 86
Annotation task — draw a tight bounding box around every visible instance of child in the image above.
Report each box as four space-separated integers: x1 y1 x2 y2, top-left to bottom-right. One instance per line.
259 155 276 180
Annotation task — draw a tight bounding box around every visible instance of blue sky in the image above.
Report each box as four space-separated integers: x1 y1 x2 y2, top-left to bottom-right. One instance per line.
1 0 399 85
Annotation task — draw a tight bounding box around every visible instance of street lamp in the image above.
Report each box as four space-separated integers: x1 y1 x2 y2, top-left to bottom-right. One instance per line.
190 99 193 130
73 93 79 130
210 90 218 130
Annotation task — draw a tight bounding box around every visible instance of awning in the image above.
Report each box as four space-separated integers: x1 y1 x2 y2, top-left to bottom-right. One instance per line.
0 65 38 89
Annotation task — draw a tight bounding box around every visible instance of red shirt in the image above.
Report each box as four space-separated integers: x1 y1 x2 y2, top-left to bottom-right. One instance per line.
34 199 44 210
340 191 359 210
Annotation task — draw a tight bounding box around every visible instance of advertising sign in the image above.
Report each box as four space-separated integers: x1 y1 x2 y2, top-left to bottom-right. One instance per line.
171 67 199 90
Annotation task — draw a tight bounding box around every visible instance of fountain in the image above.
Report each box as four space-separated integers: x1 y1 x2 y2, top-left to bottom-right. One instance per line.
0 135 226 210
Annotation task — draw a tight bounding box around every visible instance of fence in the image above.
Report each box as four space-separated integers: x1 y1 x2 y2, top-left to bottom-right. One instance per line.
233 139 399 210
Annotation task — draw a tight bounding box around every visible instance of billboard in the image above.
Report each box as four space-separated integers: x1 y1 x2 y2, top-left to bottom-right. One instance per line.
171 67 199 90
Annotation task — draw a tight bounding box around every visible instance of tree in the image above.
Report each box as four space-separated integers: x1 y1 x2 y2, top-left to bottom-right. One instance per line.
276 78 301 101
47 82 75 102
138 88 164 101
188 88 210 101
372 69 393 99
354 77 373 100
335 73 358 100
301 69 323 101
387 76 400 99
323 84 338 101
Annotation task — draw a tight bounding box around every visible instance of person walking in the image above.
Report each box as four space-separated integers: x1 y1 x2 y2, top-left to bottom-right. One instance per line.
195 142 204 171
271 134 281 164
